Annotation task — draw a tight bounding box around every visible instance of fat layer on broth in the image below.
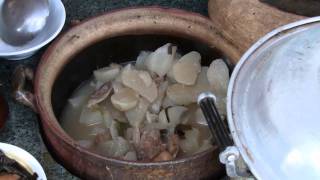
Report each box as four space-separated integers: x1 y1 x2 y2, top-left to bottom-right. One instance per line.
60 43 229 162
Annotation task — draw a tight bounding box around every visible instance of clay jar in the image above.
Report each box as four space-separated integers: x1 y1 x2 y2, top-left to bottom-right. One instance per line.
208 0 305 63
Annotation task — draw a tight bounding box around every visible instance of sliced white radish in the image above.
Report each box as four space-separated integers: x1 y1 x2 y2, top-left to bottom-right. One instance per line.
135 51 151 70
97 137 130 157
121 64 158 102
167 106 188 126
166 84 194 105
68 80 95 108
125 98 149 128
173 51 201 85
138 71 153 87
124 151 137 161
158 109 169 125
196 139 212 153
179 128 200 155
195 108 207 126
150 81 168 114
94 63 121 84
207 59 229 97
146 111 158 123
79 107 103 126
110 120 119 139
145 43 173 77
192 67 211 100
162 96 176 108
111 81 123 93
87 82 112 108
77 140 92 149
111 88 139 111
101 108 114 128
166 59 178 83
89 126 106 136
103 99 128 123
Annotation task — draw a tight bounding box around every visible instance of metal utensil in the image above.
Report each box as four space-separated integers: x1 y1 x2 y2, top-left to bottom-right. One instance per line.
198 92 252 178
0 0 49 46
198 92 233 150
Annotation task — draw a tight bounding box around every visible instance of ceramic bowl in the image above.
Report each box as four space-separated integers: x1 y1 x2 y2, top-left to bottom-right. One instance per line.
0 143 46 179
0 0 65 60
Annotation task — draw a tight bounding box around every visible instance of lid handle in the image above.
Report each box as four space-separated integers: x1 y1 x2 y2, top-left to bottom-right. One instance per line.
198 92 233 150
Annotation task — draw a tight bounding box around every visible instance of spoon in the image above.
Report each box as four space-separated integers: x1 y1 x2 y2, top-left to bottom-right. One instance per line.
0 0 49 46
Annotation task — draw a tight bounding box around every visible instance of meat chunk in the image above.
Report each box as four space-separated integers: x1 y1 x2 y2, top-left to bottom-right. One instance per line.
87 82 112 108
136 129 162 160
153 151 173 162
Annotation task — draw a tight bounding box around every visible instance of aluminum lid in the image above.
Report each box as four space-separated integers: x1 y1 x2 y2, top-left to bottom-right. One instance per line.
227 17 320 180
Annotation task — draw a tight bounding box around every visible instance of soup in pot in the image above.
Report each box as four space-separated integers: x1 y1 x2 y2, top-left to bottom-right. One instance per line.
60 43 229 162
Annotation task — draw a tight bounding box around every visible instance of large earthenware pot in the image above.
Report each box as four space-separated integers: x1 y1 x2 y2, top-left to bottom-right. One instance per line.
208 0 307 61
14 7 240 179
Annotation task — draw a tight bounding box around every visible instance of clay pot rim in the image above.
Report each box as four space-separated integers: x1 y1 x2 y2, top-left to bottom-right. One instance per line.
34 6 230 165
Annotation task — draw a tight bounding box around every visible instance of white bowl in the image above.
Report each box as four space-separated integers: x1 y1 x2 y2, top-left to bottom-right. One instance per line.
0 0 66 60
0 142 47 179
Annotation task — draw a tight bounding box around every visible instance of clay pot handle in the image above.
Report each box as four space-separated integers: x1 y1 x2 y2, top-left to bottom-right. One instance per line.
198 92 233 150
12 65 38 112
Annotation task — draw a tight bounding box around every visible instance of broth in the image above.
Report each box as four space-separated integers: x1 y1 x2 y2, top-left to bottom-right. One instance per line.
60 43 229 162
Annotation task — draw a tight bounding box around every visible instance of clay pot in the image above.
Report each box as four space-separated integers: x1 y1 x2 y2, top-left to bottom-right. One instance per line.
24 7 240 179
208 0 306 63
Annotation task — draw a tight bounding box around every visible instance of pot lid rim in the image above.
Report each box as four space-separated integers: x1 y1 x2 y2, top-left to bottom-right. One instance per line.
226 16 320 179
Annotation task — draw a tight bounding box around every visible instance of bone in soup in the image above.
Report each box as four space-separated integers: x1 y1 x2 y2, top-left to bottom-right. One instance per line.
60 43 229 162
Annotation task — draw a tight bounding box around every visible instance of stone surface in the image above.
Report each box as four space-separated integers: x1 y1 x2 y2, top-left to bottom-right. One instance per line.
0 1 208 179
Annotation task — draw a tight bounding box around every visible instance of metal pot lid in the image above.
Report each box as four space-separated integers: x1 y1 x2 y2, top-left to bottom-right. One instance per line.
228 17 320 180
